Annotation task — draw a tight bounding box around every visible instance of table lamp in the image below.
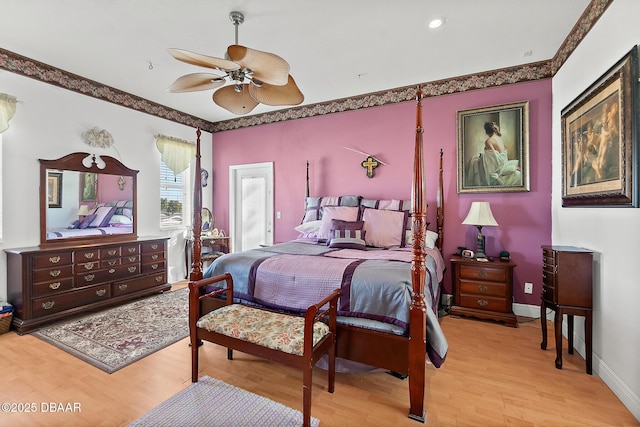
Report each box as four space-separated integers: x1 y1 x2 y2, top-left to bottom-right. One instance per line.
462 201 498 259
76 205 91 218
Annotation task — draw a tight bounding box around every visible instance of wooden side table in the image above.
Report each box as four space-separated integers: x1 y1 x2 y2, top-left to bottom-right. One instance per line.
185 235 230 277
540 245 593 374
450 256 517 327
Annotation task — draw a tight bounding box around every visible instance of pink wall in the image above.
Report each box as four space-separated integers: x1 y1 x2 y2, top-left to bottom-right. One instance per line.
208 80 552 305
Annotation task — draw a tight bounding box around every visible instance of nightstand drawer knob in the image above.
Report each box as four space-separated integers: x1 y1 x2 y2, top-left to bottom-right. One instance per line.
477 271 487 278
477 299 488 307
478 285 488 293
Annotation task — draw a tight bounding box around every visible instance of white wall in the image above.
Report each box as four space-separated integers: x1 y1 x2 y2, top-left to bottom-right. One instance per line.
552 0 640 420
0 70 212 300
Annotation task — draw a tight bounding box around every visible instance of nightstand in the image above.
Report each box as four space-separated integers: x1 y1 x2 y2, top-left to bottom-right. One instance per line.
450 256 517 327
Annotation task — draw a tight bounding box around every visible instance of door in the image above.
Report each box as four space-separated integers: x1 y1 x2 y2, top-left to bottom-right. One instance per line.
229 162 274 252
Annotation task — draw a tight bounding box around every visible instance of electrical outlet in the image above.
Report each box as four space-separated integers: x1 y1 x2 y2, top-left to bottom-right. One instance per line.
524 282 534 294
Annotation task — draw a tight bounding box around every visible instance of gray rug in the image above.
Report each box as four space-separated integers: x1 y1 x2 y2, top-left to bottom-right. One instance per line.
128 376 320 427
33 287 188 373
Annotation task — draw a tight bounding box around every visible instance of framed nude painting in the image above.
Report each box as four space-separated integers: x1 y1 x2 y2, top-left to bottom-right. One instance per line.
47 171 62 208
81 172 98 202
457 101 530 193
561 45 639 207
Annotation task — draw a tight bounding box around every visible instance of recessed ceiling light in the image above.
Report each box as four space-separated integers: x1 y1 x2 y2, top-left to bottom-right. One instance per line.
428 17 446 29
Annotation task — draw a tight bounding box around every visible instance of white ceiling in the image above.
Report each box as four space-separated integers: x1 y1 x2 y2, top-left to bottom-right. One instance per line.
1 0 591 124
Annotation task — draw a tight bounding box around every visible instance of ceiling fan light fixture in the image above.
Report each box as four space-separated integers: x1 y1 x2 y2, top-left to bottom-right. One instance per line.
428 17 447 29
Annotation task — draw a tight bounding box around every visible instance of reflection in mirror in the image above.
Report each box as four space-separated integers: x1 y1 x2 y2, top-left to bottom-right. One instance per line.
201 208 214 233
40 152 138 245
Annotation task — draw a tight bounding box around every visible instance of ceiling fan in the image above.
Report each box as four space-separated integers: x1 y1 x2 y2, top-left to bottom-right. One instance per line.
167 11 304 115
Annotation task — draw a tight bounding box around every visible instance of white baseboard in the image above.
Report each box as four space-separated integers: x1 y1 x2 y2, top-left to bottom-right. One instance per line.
514 303 640 422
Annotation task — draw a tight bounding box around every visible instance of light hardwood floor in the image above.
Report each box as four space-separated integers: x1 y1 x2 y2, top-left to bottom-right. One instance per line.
0 290 637 426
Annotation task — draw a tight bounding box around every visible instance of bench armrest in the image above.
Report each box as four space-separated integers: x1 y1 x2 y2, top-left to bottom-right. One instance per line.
189 273 234 320
303 289 341 355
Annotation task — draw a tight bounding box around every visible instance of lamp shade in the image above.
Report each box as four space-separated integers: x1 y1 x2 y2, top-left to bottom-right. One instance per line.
462 202 498 227
77 205 91 216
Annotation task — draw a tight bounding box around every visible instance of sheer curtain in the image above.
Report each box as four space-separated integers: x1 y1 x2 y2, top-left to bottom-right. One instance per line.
155 134 196 176
0 93 17 133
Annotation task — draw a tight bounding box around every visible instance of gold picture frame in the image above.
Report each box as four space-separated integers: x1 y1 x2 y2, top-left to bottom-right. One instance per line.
47 171 62 208
457 101 530 193
561 45 638 207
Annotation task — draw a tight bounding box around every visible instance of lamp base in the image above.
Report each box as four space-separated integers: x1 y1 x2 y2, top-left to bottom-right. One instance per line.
476 226 487 258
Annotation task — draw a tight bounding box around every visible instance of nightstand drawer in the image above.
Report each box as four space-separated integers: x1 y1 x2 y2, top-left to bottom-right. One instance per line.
458 264 508 283
458 294 507 312
458 280 507 298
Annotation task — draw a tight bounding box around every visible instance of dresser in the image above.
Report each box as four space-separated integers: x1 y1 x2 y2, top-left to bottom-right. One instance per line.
450 256 517 327
5 237 170 334
540 245 593 374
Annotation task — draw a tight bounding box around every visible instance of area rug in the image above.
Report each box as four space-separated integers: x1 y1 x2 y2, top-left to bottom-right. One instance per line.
33 287 188 373
128 376 319 427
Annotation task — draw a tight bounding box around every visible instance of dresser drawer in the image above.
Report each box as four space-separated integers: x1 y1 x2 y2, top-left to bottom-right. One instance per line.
458 264 508 283
76 248 100 262
33 278 74 297
142 252 165 263
121 244 140 256
76 260 101 273
33 265 74 283
101 258 121 268
141 241 164 254
33 252 73 269
32 285 111 317
142 260 165 274
100 247 121 259
112 272 166 296
121 254 140 265
75 263 140 287
458 294 508 312
458 280 507 298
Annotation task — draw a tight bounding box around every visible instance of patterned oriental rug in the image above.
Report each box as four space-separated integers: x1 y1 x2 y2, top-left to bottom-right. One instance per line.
33 287 188 373
127 376 320 427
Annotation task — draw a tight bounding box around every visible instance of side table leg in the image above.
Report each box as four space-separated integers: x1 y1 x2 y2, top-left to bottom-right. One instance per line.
554 308 563 370
540 301 547 350
567 314 574 355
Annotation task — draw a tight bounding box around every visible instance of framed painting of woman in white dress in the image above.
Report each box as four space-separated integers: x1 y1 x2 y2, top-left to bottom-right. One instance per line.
457 101 530 194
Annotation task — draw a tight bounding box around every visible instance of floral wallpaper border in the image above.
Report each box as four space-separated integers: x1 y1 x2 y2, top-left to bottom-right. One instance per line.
0 0 610 134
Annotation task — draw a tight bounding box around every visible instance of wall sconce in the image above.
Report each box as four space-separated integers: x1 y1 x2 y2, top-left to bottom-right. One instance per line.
76 205 91 218
462 201 498 259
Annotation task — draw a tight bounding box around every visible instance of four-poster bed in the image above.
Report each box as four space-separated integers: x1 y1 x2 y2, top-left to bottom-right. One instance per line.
188 89 447 422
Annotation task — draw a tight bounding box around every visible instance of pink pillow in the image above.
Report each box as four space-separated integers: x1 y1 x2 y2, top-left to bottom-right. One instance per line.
317 206 359 241
361 207 408 248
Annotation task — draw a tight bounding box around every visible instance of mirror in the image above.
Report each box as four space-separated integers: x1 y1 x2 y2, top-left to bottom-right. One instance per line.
201 208 214 234
40 152 138 246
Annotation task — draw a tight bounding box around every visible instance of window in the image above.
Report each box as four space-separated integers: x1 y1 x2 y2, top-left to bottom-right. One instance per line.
160 160 191 229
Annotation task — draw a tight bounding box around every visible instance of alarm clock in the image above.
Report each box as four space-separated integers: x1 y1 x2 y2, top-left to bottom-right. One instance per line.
461 249 475 258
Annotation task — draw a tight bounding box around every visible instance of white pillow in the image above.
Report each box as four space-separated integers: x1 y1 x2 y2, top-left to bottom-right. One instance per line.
294 220 321 233
405 229 438 249
109 214 133 225
317 206 359 240
361 207 408 248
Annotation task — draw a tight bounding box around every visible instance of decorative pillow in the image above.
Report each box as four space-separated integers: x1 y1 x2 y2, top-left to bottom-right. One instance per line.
302 195 361 223
78 214 97 229
89 206 116 228
109 214 132 225
294 220 321 233
405 229 439 249
361 207 408 248
69 219 82 229
317 206 360 241
328 219 366 249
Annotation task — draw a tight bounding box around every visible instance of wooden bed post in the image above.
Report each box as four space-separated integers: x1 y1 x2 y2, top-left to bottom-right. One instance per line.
408 88 427 422
189 127 203 282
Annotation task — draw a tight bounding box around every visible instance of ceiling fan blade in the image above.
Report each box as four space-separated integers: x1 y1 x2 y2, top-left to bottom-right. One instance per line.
168 73 226 92
213 85 259 115
249 75 304 106
227 45 290 86
168 48 240 72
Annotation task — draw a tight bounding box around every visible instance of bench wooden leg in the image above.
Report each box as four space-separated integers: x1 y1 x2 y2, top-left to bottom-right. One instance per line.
227 348 233 360
191 337 199 383
303 362 312 427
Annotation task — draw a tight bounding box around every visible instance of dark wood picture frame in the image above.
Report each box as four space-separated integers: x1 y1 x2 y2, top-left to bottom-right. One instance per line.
457 101 530 193
47 171 62 208
561 45 639 207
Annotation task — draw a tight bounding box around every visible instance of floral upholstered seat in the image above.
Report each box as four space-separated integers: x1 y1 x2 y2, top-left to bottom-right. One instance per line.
197 304 330 356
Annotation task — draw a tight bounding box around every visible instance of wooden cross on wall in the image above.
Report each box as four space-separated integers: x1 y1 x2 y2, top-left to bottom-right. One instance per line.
361 156 379 178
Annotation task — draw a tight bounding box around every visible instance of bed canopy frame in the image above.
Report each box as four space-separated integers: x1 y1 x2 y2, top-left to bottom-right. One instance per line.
188 88 444 422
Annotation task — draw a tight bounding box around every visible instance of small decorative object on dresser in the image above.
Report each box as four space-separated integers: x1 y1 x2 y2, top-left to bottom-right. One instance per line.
450 255 517 327
540 245 593 374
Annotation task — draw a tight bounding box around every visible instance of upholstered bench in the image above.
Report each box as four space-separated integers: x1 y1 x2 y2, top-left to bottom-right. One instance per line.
189 273 340 427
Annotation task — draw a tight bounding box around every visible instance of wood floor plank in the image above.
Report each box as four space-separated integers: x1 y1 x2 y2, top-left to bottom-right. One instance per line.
0 296 636 426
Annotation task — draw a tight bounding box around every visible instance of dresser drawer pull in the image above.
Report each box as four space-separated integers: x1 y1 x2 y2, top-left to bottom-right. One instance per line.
477 285 488 293
151 244 158 250
42 301 55 310
155 276 163 283
84 263 95 270
108 249 117 256
49 270 61 277
477 299 488 307
108 260 117 266
119 284 128 291
49 256 61 264
151 263 159 270
49 282 61 290
109 268 116 274
128 256 137 262
151 254 159 260
96 289 107 297
84 252 95 259
83 274 95 282
128 266 137 273
128 248 136 253
477 271 487 278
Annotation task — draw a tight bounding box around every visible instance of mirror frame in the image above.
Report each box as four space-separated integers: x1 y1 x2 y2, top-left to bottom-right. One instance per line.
39 152 138 246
